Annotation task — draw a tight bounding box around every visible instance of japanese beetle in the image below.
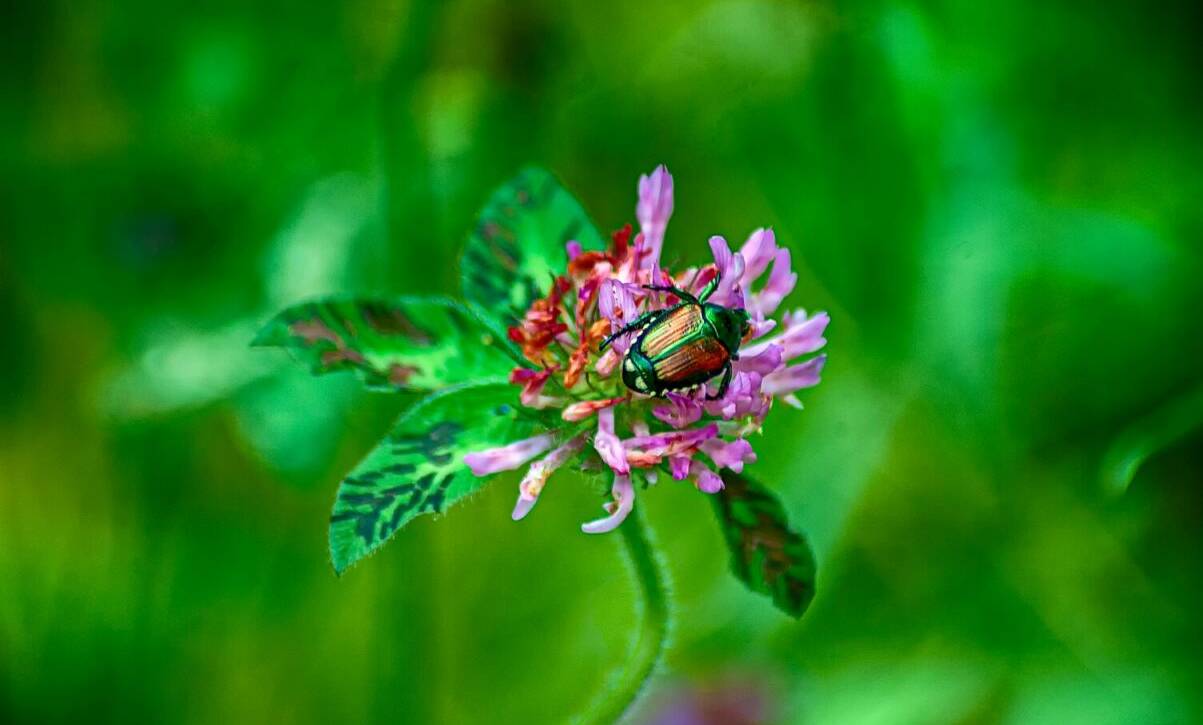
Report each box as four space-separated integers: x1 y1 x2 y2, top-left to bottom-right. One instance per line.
600 276 750 399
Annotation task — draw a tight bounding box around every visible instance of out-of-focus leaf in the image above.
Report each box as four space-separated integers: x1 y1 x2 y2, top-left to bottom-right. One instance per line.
460 167 605 333
329 382 533 573
233 367 361 478
253 296 513 392
261 172 380 309
1101 382 1203 496
712 471 817 618
106 319 283 417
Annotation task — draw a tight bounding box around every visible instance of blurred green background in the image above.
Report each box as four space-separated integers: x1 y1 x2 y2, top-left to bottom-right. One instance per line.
3 0 1202 722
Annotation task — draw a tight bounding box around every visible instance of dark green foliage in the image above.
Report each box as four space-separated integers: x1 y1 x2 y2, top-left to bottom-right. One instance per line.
712 471 817 618
329 383 536 573
253 296 513 392
460 167 605 332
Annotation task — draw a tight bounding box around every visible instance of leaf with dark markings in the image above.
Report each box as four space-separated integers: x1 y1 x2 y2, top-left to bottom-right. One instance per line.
328 383 537 573
711 471 817 618
460 167 605 335
253 296 513 392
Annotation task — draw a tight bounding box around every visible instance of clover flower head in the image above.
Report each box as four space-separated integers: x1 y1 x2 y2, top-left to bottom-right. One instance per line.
466 165 828 533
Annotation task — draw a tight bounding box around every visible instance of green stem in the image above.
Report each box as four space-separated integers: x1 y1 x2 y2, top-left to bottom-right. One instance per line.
577 508 671 724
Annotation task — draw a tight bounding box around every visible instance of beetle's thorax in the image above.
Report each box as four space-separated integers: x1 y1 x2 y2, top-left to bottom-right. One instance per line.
702 303 750 354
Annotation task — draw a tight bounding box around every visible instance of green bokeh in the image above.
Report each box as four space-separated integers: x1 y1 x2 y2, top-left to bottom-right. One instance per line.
2 1 1201 722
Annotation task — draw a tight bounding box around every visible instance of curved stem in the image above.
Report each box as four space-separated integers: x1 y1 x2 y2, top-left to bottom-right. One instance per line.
577 507 671 724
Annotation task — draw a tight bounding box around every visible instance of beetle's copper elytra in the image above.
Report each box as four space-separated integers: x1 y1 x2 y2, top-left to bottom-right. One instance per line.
600 276 751 399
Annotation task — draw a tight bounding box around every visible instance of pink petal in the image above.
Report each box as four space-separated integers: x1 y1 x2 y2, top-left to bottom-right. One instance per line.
598 279 639 326
581 474 635 533
565 240 583 260
595 347 620 377
464 434 555 476
780 310 829 359
750 248 797 317
598 279 641 353
651 392 703 428
624 423 720 458
708 236 746 307
629 421 659 484
748 317 777 340
689 460 724 494
562 396 625 422
594 407 630 474
513 435 586 520
762 355 826 396
735 343 783 376
686 265 719 297
577 273 603 305
637 165 674 270
743 310 829 361
703 371 769 421
511 495 538 522
669 455 691 480
511 367 558 408
617 232 645 282
739 228 779 282
523 395 564 410
700 438 757 473
509 368 542 383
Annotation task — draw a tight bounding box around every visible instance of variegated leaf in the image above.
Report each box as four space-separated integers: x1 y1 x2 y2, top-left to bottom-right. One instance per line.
460 167 605 333
712 471 817 618
253 296 513 392
329 383 536 573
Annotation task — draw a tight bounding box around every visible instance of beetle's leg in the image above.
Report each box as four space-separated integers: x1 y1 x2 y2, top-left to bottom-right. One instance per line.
697 274 720 303
707 363 733 400
642 284 699 305
599 310 658 351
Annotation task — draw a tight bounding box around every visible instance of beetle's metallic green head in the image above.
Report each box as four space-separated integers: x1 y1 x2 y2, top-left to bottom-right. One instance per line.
703 304 751 354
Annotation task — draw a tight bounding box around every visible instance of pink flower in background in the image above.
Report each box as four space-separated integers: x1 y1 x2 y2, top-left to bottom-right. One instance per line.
465 165 829 533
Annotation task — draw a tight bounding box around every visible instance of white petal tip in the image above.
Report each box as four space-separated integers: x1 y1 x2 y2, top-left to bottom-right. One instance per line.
511 497 536 521
581 521 615 534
